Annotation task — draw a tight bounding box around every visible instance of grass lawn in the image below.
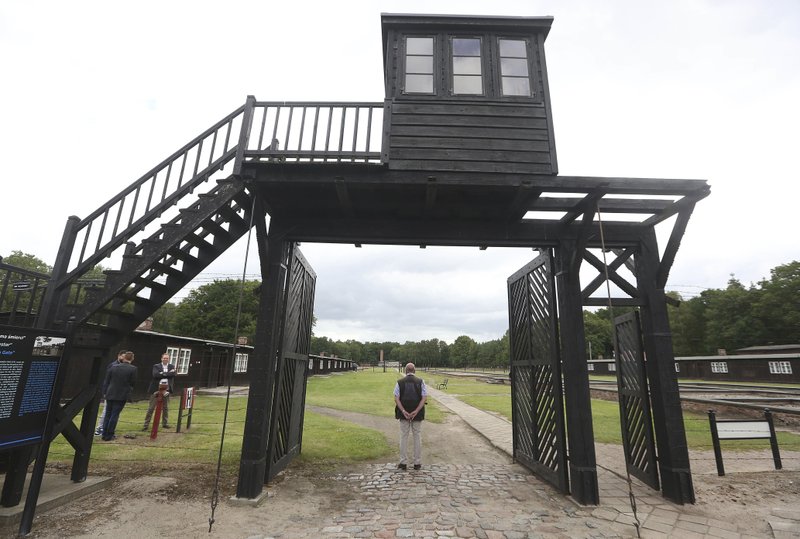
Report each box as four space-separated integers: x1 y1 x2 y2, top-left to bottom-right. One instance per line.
305 370 445 423
437 375 800 451
47 392 390 469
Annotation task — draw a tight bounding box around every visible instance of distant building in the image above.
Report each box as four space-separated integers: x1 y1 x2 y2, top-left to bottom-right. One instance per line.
734 344 800 355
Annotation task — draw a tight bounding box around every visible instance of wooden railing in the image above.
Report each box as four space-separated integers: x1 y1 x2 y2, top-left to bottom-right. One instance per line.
61 106 246 281
0 259 50 327
44 98 387 323
242 100 385 164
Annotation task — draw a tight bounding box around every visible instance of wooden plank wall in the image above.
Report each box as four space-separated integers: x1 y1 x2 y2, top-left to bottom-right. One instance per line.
388 100 556 175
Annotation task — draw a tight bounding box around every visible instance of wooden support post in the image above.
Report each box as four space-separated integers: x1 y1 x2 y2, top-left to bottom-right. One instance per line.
233 96 256 176
38 215 80 330
1 446 34 507
71 356 103 482
236 212 288 499
555 241 599 505
635 229 695 504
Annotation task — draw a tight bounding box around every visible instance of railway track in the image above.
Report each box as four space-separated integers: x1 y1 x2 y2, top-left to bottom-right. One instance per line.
590 379 800 415
430 370 800 416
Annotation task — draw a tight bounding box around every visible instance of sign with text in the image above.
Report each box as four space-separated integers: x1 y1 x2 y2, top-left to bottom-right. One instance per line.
183 387 195 409
0 326 69 450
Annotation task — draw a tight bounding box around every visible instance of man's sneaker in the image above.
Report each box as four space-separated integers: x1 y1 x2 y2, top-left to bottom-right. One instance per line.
162 425 172 429
141 426 149 432
413 464 422 470
397 463 407 470
94 428 103 436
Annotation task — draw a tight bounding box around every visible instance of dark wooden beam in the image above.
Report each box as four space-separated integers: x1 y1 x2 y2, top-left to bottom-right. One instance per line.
529 197 673 214
425 177 437 215
237 200 284 499
555 241 599 505
334 178 355 218
583 297 646 307
656 201 696 289
559 189 606 226
506 184 541 222
272 217 645 248
642 190 709 227
250 164 709 197
581 248 635 300
583 250 640 299
635 228 695 504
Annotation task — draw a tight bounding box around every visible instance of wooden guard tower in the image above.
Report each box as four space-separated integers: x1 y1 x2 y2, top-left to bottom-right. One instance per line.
2 13 708 511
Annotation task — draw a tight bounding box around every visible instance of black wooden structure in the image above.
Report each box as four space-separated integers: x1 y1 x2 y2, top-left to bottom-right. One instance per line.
1 13 707 512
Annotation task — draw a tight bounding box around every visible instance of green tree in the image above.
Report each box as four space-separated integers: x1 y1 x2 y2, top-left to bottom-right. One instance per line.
701 277 764 353
668 294 707 356
583 310 613 359
0 251 52 313
450 335 477 368
752 261 800 345
151 302 178 334
171 279 260 343
1 251 52 274
416 338 443 368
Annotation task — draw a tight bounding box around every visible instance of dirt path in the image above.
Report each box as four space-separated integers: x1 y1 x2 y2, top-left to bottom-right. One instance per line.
307 405 512 465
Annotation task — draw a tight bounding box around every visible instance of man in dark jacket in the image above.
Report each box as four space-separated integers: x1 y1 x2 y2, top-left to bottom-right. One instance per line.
142 352 177 430
101 351 137 441
394 362 427 470
95 350 126 436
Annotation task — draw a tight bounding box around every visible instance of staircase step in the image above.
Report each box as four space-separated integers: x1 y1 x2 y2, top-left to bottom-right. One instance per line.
114 291 157 306
167 247 199 262
202 218 230 238
95 306 135 318
131 276 170 293
150 261 184 280
184 231 217 250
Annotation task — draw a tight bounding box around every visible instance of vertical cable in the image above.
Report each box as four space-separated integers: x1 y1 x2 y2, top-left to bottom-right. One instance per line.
208 192 258 533
596 203 642 538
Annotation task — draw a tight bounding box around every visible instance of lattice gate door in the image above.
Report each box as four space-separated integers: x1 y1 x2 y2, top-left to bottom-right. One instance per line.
507 251 569 493
613 311 659 490
266 244 317 482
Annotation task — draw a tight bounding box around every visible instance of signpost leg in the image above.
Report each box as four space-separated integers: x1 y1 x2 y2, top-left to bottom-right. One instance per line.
764 409 782 470
707 410 725 477
1 446 34 507
176 399 185 433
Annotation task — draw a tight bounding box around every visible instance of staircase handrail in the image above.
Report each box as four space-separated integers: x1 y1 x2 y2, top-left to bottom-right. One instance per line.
57 105 246 288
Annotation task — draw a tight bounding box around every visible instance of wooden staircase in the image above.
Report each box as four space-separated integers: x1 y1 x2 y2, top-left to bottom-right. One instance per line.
63 178 252 336
40 103 253 340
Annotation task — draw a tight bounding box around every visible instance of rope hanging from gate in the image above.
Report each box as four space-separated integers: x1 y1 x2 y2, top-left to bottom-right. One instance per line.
596 203 643 538
208 192 258 533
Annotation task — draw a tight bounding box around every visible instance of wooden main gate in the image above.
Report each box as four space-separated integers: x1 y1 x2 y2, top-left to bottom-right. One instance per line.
507 251 569 493
266 247 316 481
614 311 660 489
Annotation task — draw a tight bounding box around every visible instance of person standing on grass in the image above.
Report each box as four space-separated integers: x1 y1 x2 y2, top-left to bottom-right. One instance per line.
95 349 127 436
142 352 176 430
101 351 137 441
394 362 427 470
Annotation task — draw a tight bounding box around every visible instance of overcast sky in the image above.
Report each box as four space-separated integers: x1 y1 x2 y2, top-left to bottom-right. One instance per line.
2 1 798 345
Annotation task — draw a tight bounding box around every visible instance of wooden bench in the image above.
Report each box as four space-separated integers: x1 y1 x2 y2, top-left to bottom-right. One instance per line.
436 378 448 390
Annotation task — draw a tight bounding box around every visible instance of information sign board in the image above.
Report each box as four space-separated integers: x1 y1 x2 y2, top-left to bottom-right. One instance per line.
0 326 69 450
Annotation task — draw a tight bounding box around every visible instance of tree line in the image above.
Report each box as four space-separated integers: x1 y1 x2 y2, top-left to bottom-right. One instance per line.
3 251 798 363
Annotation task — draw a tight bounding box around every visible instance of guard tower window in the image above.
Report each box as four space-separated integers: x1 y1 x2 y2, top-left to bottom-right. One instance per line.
451 37 483 95
404 37 435 94
499 39 531 96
